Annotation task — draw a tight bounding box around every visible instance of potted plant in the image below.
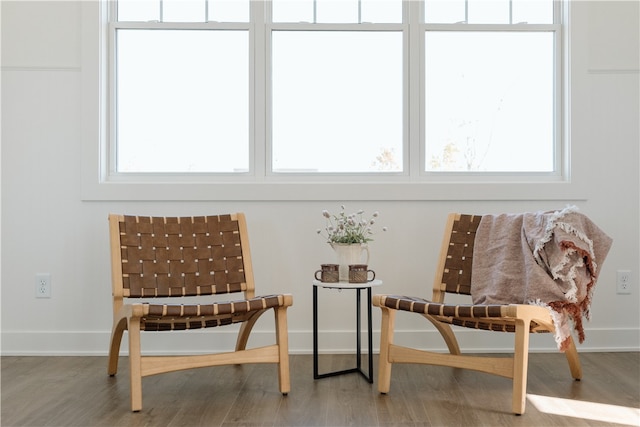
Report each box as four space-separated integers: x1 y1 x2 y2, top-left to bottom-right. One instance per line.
317 206 386 281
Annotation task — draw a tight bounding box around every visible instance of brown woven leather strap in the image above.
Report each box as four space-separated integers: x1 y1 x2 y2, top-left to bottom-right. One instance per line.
442 214 481 295
141 294 289 331
378 295 549 333
381 295 507 317
117 215 246 297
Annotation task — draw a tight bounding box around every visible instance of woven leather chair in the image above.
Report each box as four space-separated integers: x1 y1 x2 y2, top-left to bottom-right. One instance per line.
107 213 293 412
373 213 582 415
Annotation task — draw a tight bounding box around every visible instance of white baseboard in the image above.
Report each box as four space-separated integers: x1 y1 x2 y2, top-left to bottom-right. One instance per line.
1 327 638 356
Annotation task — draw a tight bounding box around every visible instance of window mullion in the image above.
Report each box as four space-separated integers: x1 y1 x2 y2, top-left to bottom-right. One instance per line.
409 0 422 178
465 0 469 23
253 0 266 179
108 18 118 177
424 23 559 32
510 0 513 24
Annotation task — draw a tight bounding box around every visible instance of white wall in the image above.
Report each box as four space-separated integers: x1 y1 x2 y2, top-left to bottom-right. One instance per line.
1 1 639 356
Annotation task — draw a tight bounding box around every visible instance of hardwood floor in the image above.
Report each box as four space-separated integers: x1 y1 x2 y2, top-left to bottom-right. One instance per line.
1 353 638 426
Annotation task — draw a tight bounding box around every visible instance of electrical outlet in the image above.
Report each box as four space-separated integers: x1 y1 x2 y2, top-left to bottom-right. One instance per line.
35 273 51 298
616 270 631 294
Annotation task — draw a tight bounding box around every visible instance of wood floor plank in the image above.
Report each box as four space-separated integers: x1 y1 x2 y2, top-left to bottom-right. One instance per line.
273 354 330 426
1 353 638 426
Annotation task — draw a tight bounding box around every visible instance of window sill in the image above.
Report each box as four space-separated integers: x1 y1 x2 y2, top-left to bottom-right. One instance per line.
81 179 587 201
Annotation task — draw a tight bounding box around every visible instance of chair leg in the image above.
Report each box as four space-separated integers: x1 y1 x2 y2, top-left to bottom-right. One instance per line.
378 307 396 394
425 316 461 355
235 310 264 351
274 306 291 395
108 317 127 376
512 318 531 415
563 336 583 380
128 317 143 412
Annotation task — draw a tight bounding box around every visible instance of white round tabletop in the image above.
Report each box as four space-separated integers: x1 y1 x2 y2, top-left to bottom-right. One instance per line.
312 279 382 289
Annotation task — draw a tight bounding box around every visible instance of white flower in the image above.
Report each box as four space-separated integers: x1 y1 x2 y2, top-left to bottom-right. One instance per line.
317 205 387 244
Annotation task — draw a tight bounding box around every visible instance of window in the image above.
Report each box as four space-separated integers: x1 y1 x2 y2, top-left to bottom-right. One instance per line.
271 31 403 173
423 1 559 173
116 29 249 173
112 0 251 173
87 0 569 200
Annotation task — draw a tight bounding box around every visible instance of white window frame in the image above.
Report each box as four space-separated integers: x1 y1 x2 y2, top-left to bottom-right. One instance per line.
81 0 586 201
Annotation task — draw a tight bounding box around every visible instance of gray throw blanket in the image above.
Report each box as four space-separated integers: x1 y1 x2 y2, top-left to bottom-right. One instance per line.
471 206 613 351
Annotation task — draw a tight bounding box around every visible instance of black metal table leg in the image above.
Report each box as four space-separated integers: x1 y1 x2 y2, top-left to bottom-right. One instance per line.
367 286 373 382
356 288 362 372
313 284 374 383
313 284 320 379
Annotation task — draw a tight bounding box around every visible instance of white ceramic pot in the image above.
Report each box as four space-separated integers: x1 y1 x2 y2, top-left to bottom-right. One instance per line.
330 243 370 282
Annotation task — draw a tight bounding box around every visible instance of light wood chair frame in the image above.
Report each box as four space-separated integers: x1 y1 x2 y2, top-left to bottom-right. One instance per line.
373 213 582 415
108 213 293 412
